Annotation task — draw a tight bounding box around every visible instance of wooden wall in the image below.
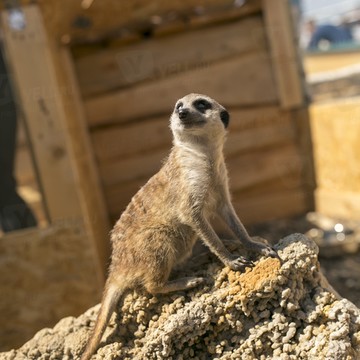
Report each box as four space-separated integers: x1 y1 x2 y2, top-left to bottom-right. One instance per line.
71 3 314 225
0 0 313 349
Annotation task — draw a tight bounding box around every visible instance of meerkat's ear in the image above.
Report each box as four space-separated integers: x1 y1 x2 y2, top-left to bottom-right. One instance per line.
220 110 230 128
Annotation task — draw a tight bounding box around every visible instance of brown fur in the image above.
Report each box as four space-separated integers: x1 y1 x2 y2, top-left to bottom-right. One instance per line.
80 94 277 360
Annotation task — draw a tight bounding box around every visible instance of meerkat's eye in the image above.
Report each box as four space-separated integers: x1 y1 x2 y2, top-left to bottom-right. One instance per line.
176 102 183 110
193 99 212 113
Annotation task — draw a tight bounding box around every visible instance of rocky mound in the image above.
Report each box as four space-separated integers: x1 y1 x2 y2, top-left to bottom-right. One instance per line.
1 234 360 360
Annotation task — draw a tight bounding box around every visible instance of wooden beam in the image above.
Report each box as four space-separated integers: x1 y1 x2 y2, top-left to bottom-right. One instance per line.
232 189 308 224
1 6 82 222
92 116 172 162
3 0 262 44
75 16 266 97
85 51 277 128
99 148 168 188
225 107 295 156
55 48 112 277
92 105 294 165
104 143 303 221
228 143 302 192
262 0 304 109
92 106 296 188
292 107 316 211
1 5 110 280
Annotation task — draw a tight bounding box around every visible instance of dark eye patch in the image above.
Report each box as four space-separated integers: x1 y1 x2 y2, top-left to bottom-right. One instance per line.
176 102 183 110
220 110 230 128
193 99 212 113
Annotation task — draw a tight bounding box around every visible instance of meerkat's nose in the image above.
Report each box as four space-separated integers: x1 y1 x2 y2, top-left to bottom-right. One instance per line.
178 108 189 120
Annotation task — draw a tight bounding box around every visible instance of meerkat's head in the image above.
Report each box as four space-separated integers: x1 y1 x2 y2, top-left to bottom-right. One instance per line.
170 93 230 145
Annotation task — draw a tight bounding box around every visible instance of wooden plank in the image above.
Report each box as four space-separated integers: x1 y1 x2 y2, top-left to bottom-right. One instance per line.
262 0 304 109
55 47 112 278
99 148 168 187
188 0 262 29
2 5 111 280
106 173 305 223
1 6 82 222
84 51 278 128
232 189 308 224
99 121 296 189
91 116 172 162
36 0 261 44
96 106 296 188
92 106 291 164
75 16 266 97
292 108 315 210
104 143 303 220
226 108 295 156
234 172 303 198
227 143 302 192
228 106 289 132
107 186 308 226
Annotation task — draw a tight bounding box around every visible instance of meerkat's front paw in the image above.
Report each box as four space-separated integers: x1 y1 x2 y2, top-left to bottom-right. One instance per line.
258 243 280 259
226 256 254 272
252 236 279 259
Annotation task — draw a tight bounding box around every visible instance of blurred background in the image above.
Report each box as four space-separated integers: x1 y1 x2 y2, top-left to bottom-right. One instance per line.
0 0 359 352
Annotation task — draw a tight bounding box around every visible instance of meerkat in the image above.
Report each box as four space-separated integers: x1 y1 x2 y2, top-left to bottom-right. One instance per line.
80 93 277 360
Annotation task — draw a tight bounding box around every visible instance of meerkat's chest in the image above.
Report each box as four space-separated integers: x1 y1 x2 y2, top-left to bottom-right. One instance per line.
182 158 224 213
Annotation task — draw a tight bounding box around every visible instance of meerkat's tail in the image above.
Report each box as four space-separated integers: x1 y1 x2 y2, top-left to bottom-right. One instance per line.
80 282 124 360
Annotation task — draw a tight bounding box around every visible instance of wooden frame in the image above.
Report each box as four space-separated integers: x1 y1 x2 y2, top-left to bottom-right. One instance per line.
1 5 110 280
0 1 317 350
262 0 305 109
0 1 313 268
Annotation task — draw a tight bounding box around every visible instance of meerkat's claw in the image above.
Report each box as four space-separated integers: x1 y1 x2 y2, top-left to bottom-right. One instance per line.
260 245 279 259
227 256 254 271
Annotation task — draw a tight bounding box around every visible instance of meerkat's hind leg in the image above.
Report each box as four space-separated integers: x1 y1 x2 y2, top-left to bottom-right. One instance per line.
146 277 205 294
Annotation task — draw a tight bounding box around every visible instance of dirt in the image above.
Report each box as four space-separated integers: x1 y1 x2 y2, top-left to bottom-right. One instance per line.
1 233 359 359
248 214 360 308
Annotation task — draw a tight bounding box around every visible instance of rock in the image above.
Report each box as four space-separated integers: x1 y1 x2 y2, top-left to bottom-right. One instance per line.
1 233 359 359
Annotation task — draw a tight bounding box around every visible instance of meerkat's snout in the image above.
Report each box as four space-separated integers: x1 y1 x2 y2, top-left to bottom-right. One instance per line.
177 107 189 120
